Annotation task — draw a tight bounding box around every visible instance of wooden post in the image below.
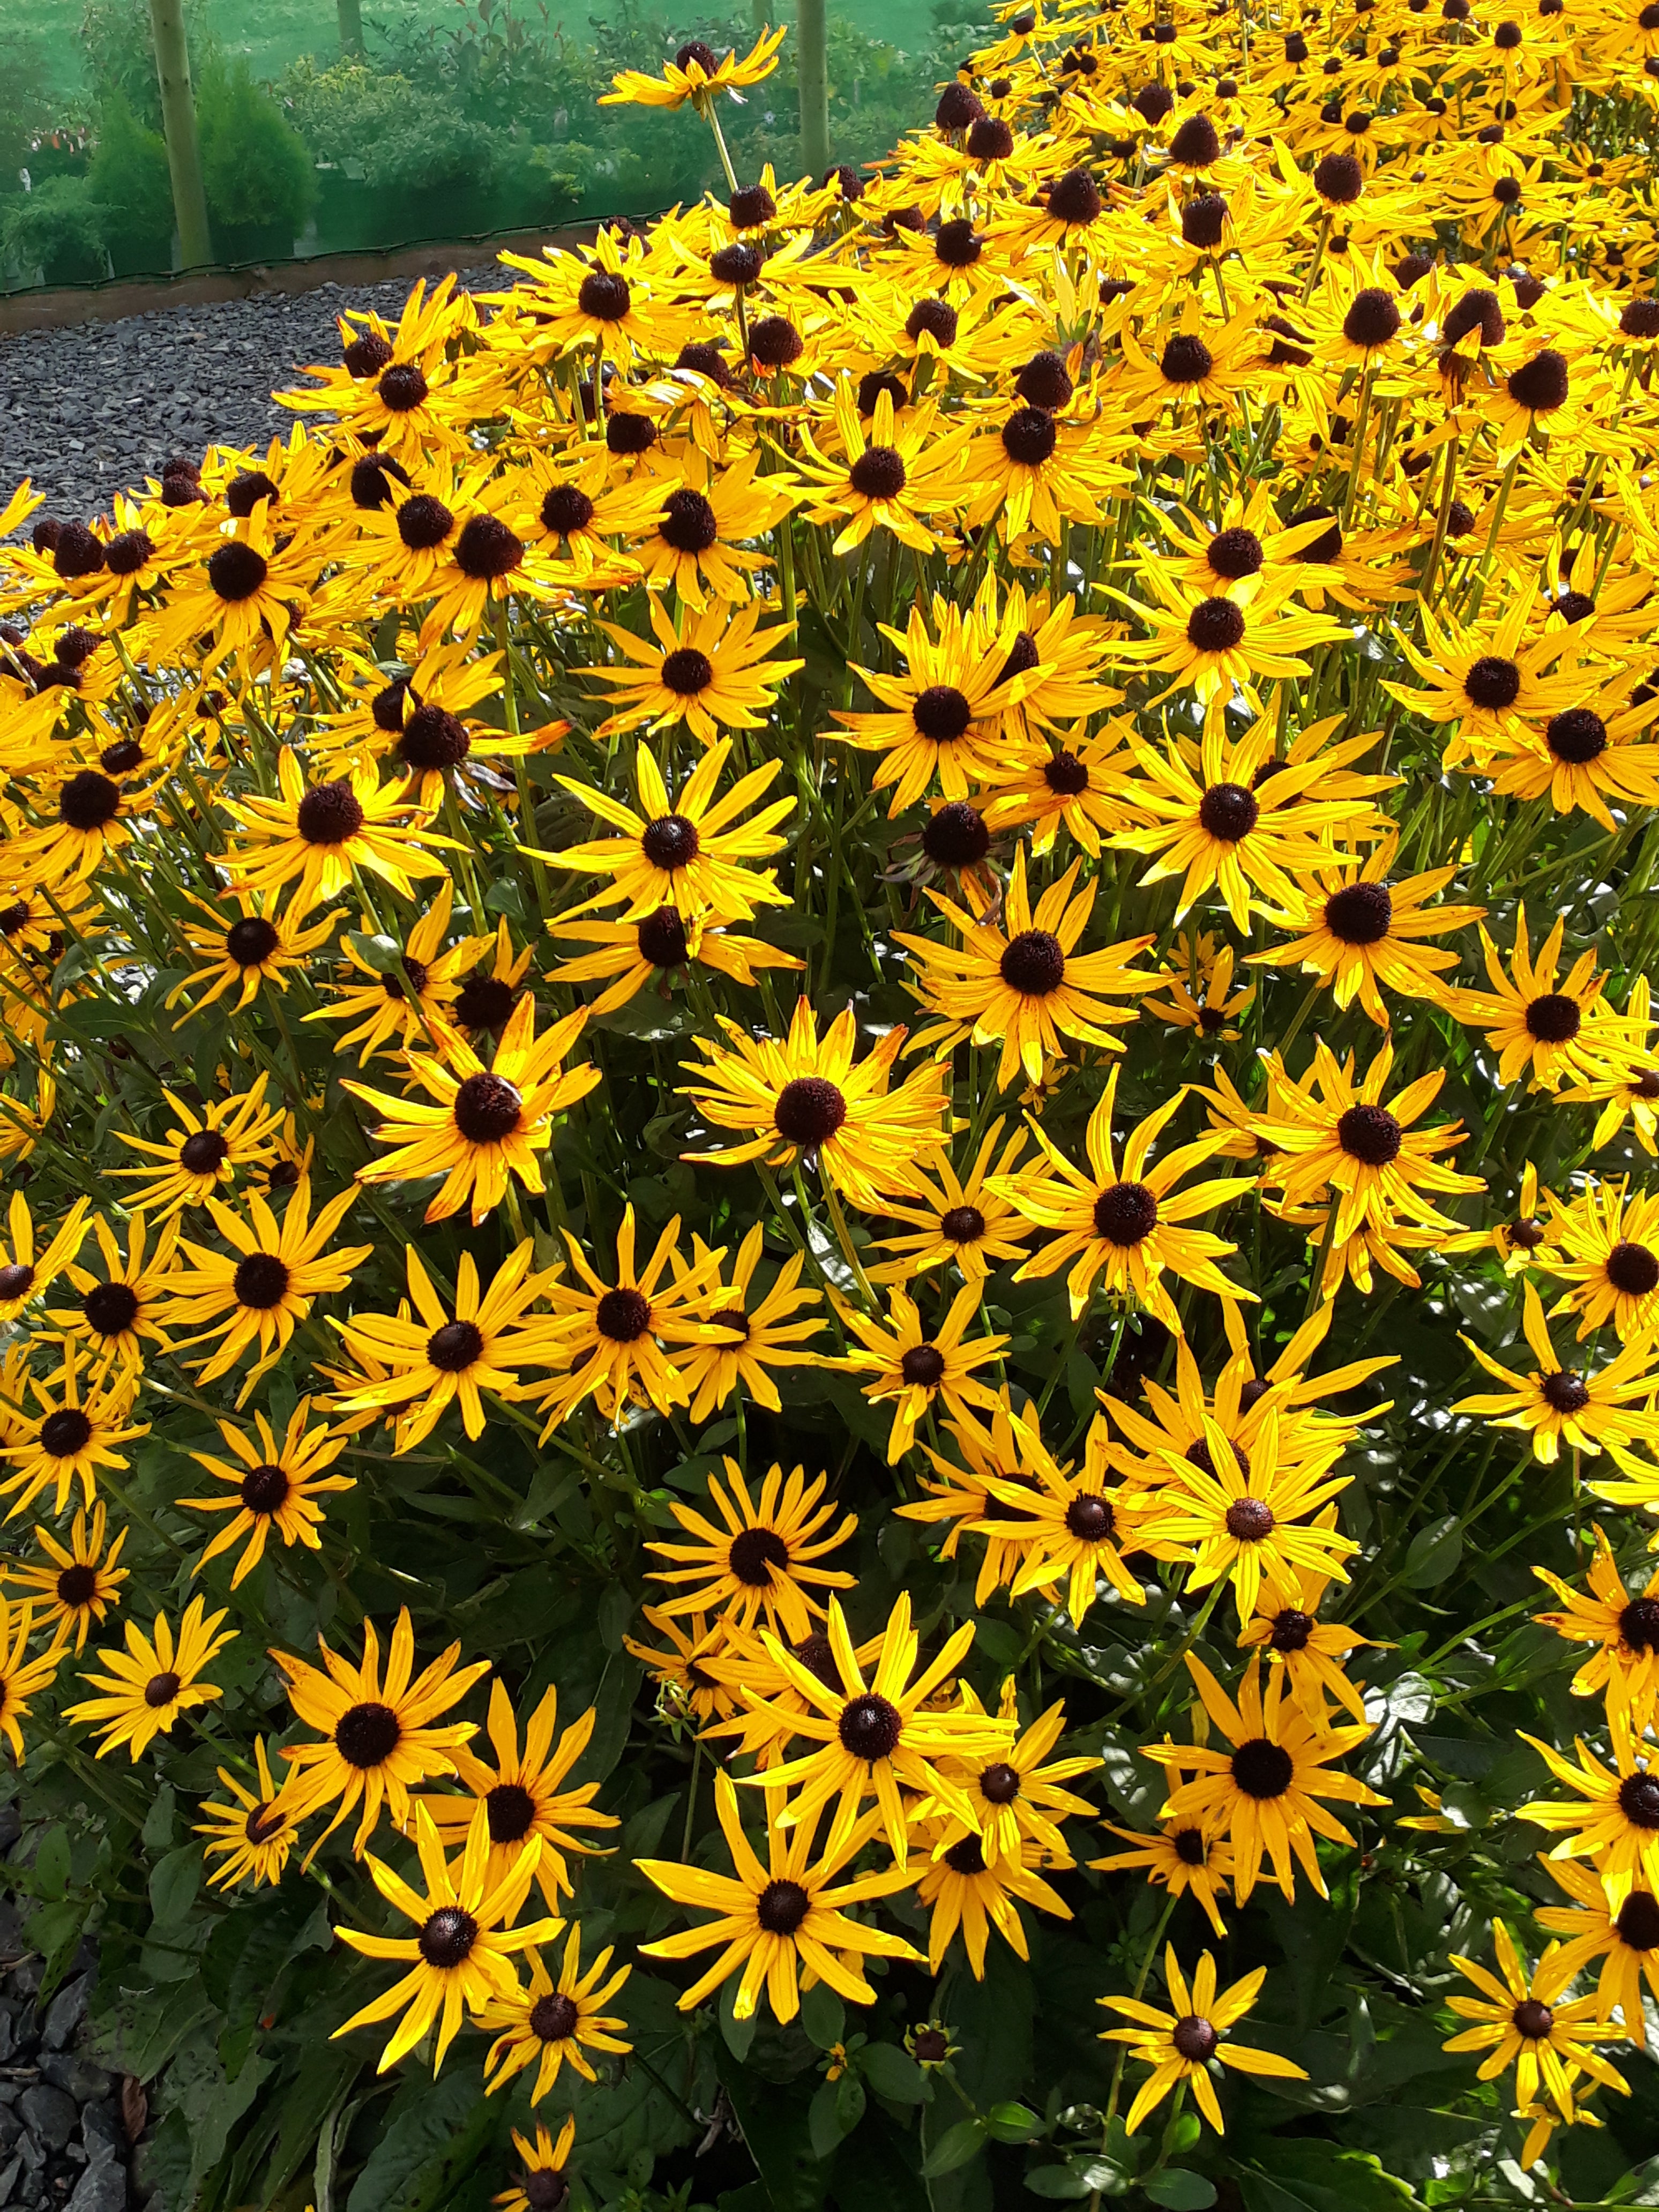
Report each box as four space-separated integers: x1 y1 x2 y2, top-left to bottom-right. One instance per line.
147 0 211 269
797 0 830 178
337 0 365 56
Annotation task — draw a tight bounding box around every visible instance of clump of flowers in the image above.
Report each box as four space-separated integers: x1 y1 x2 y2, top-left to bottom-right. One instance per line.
4 5 1659 2203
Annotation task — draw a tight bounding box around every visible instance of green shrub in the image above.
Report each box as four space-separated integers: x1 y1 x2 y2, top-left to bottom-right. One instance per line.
198 59 315 235
87 95 173 247
1 173 106 275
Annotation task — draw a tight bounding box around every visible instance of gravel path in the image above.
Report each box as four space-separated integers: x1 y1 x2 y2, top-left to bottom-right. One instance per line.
0 267 509 528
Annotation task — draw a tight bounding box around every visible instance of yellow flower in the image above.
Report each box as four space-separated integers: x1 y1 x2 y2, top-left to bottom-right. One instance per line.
1100 1946 1308 2134
333 1802 562 2073
65 1595 234 1762
636 1771 922 2022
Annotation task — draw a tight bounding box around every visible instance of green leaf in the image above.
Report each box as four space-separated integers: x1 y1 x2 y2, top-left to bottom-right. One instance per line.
148 1842 201 1926
33 1824 70 1901
1400 1514 1462 1589
983 2100 1040 2142
799 1979 847 2052
923 2118 987 2177
861 2042 926 2103
1145 2172 1217 2210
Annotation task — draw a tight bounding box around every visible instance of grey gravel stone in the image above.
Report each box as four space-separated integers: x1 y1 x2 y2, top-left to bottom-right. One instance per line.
65 2157 123 2212
0 265 514 529
17 2087 74 2153
42 1978 88 2053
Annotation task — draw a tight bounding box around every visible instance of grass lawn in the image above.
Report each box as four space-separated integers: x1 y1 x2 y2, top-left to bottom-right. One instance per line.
7 0 938 116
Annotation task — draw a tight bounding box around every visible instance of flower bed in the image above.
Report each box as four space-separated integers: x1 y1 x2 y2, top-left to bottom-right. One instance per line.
3 7 1659 2210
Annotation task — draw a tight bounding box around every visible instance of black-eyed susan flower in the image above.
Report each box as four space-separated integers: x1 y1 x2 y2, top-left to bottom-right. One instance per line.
217 748 455 916
163 1178 373 1396
7 1502 127 1652
1091 1821 1238 1939
996 1063 1256 1327
1145 1654 1386 1903
492 2119 577 2212
1237 1526 1377 1723
868 1118 1033 1284
1520 1721 1659 1910
1536 1858 1659 2044
1135 1402 1358 1624
334 1800 562 2072
1100 1947 1309 2134
0 1347 148 1521
49 1209 181 1373
1453 1279 1659 1468
601 25 786 109
1111 719 1385 933
896 849 1156 1088
1534 1526 1659 1737
274 1606 489 1857
346 996 597 1227
922 1681 1095 1867
737 1593 1011 1861
833 1281 1008 1462
179 1398 354 1587
1540 1178 1659 1341
330 1241 552 1448
1454 909 1643 1090
913 1813 1072 1977
580 595 803 749
547 739 793 922
547 903 802 1015
0 1193 89 1326
196 1737 301 1890
681 998 950 1209
647 1460 856 1641
0 1595 65 1761
1246 841 1483 1025
532 1207 724 1431
481 1926 632 2101
66 1594 234 1762
1443 1922 1627 2131
424 1680 619 1909
669 1226 826 1421
110 1079 285 1217
636 1771 922 2022
971 1415 1149 1623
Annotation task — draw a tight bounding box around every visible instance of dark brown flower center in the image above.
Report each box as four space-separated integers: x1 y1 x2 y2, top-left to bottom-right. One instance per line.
233 1253 290 1310
452 1072 524 1144
839 1692 902 1761
640 814 700 869
486 1781 536 1841
241 1462 290 1515
82 1280 139 1337
729 1527 790 1587
1541 1370 1591 1414
596 1287 652 1342
296 782 365 847
1198 781 1259 841
419 1905 479 1969
1231 1737 1294 1798
530 1991 581 2042
775 1076 847 1148
1325 881 1393 945
1525 992 1582 1043
40 1409 93 1458
1338 1103 1402 1165
1225 1497 1275 1541
1093 1182 1159 1245
1172 2014 1219 2061
901 1343 947 1387
335 1701 401 1768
